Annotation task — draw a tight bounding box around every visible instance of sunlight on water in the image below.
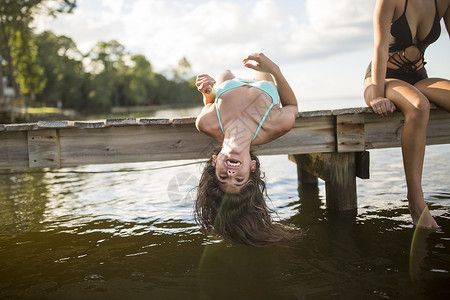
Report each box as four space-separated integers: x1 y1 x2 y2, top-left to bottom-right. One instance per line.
0 104 449 299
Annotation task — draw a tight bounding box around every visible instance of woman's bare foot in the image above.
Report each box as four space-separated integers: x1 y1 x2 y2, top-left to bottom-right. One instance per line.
408 201 439 229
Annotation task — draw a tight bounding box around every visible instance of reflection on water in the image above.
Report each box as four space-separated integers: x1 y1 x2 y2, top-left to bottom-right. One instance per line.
0 170 49 233
0 145 449 299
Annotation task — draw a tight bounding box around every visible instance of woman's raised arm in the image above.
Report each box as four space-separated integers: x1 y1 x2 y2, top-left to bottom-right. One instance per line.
242 53 298 118
196 74 216 105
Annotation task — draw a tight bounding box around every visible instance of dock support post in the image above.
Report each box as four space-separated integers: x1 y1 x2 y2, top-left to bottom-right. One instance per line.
297 167 318 186
323 152 357 210
289 152 369 211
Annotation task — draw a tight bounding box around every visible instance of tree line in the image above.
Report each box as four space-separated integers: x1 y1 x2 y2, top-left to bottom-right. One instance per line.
0 0 200 114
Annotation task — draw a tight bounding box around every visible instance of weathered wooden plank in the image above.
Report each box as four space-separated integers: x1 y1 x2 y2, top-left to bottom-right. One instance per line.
363 112 404 149
58 124 220 166
38 120 74 128
172 117 196 125
0 107 449 169
27 129 60 168
333 107 373 115
106 118 138 126
74 121 106 128
252 115 335 155
0 131 29 168
298 110 333 117
139 118 171 125
363 108 450 149
337 114 365 152
4 123 39 132
425 109 450 145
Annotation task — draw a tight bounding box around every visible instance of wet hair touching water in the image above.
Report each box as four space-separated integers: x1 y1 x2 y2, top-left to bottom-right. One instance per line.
195 147 301 247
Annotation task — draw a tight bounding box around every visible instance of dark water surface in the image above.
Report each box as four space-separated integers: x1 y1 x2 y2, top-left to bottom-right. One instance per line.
0 145 449 299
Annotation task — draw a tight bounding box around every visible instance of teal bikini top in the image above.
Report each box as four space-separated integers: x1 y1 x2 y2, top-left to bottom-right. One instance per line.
214 78 280 142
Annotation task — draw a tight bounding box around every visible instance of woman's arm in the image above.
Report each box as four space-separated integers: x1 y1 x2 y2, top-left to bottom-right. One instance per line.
195 74 220 137
368 0 398 116
242 53 298 118
242 52 298 136
268 66 298 130
196 74 216 105
371 0 395 101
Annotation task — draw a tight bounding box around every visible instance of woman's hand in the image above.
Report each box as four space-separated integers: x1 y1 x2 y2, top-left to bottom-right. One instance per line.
370 97 396 117
242 52 280 75
196 74 216 95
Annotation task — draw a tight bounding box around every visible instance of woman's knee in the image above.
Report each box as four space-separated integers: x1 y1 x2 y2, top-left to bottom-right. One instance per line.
218 70 235 82
363 79 373 106
386 81 430 114
405 94 430 124
412 93 430 113
215 70 235 85
253 71 273 82
415 78 450 109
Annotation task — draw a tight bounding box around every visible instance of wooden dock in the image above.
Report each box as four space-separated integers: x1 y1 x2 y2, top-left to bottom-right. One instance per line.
1 106 449 210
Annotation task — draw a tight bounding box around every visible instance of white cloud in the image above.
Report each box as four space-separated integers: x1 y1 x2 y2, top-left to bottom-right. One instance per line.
33 0 449 102
36 0 375 69
306 0 373 30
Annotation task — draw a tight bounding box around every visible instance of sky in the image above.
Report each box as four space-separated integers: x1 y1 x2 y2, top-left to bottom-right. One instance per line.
34 0 450 110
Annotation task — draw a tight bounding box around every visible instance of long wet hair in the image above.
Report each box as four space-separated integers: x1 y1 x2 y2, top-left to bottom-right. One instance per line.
195 147 301 247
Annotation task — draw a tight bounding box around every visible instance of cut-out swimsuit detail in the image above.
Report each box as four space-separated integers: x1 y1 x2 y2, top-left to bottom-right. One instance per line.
214 78 280 142
365 0 441 85
388 0 441 73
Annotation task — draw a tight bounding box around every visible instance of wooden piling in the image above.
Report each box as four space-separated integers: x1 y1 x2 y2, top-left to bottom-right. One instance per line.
289 152 369 211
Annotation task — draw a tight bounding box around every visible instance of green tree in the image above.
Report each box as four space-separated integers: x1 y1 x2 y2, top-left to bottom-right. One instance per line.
87 40 127 111
0 0 76 104
34 30 84 109
9 29 46 106
172 56 192 83
89 40 126 72
124 54 155 106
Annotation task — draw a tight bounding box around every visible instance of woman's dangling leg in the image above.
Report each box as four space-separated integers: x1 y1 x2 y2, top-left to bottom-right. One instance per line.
364 78 439 228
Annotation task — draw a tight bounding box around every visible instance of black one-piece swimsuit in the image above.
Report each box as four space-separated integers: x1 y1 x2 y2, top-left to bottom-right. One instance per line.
365 0 441 85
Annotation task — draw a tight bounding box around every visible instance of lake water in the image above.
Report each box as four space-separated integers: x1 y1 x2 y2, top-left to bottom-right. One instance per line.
0 103 449 299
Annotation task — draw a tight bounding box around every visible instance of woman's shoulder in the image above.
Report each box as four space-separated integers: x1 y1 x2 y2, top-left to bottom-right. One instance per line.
374 0 403 24
195 104 222 138
376 0 403 12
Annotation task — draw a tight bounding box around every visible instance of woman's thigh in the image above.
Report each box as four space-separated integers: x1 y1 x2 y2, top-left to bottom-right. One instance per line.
414 78 450 111
364 77 430 114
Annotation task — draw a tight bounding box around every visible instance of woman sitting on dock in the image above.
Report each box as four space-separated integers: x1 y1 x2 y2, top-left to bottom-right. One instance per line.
194 53 300 246
364 0 450 228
